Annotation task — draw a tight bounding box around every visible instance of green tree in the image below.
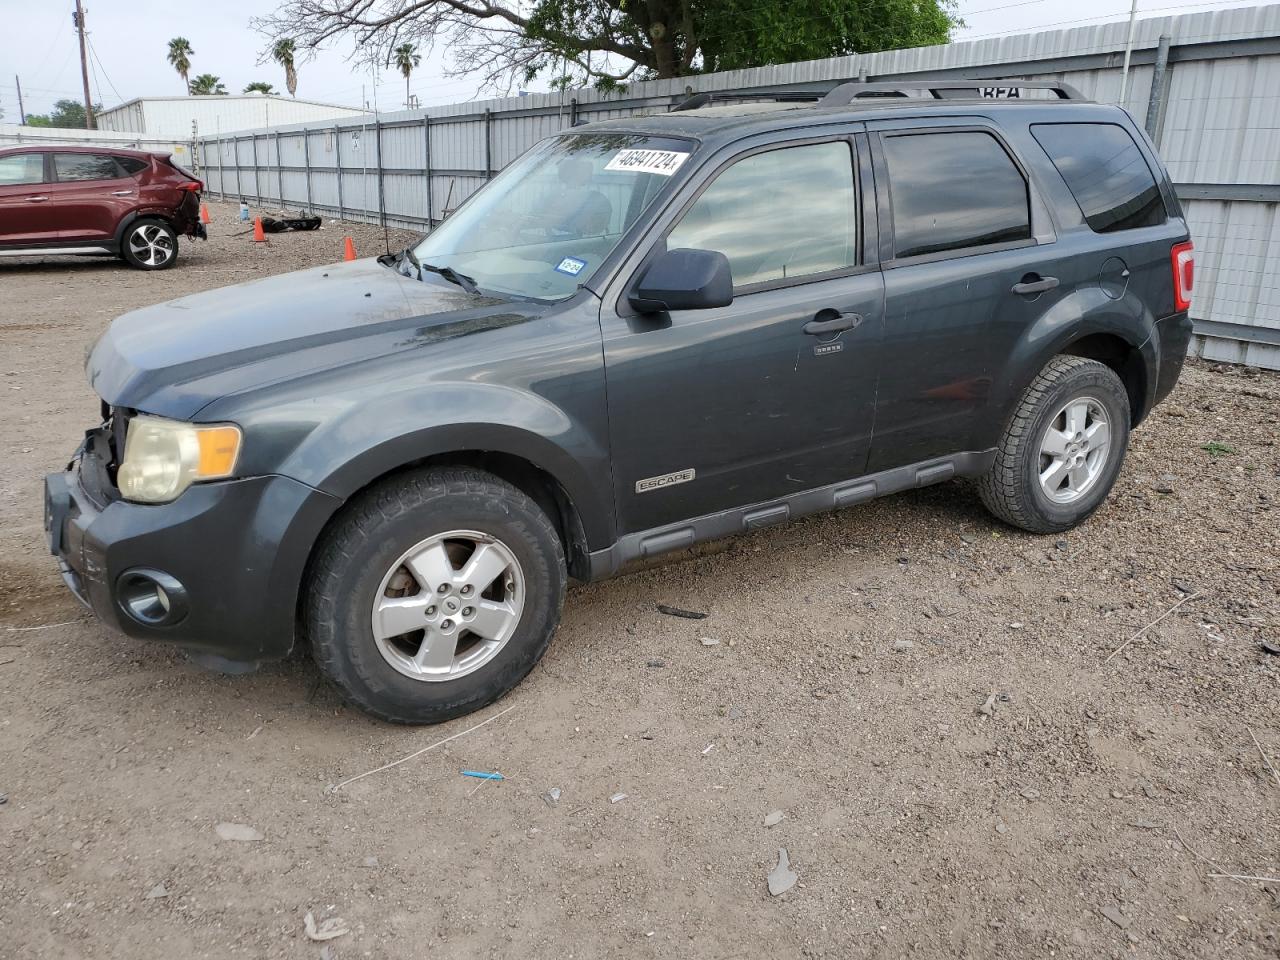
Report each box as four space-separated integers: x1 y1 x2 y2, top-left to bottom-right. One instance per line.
189 74 228 95
272 38 298 96
25 99 103 128
394 42 421 108
254 0 959 92
244 81 277 94
167 37 195 94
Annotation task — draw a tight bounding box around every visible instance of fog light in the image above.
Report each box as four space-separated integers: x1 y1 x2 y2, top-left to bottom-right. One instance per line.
116 569 189 626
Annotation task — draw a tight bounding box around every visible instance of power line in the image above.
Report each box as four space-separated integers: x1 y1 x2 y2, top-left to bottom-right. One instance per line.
86 35 124 106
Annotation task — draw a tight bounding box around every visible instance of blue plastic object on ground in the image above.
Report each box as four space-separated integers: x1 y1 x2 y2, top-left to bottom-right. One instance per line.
461 770 504 780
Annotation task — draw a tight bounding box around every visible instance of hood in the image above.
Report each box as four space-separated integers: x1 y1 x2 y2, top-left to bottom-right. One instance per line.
88 258 510 419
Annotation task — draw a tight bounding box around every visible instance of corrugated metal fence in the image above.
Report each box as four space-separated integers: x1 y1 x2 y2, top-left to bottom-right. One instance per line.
194 4 1280 369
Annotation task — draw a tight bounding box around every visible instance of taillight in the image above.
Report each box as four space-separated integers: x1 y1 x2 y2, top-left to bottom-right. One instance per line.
1171 241 1193 312
180 181 203 193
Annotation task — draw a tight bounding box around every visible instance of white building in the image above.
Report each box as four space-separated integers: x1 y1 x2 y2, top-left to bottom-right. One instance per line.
96 94 369 139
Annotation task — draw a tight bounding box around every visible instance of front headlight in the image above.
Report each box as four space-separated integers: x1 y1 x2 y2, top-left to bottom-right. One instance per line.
116 415 242 504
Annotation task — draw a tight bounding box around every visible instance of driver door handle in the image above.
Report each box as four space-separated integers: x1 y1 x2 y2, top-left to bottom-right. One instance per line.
803 311 863 336
1011 274 1059 295
26 195 49 202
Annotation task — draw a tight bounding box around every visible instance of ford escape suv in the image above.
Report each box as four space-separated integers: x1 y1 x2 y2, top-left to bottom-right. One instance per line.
0 144 205 269
44 81 1194 723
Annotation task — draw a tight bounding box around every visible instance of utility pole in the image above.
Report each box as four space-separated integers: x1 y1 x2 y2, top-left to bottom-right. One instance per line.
73 0 95 129
1118 0 1140 105
14 75 26 124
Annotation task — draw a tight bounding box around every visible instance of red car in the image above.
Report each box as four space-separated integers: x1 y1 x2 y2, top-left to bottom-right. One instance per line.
0 144 206 270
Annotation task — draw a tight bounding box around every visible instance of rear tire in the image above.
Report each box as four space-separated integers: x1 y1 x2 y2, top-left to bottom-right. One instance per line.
305 467 566 724
978 355 1130 533
120 218 178 270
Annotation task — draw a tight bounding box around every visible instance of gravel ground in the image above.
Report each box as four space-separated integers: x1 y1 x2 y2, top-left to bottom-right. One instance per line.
1 199 1278 958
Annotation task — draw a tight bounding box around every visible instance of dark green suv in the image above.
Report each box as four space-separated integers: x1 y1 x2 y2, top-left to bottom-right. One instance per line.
45 81 1194 723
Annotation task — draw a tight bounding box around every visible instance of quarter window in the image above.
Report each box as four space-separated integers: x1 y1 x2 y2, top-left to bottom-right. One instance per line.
1032 122 1166 232
666 141 857 288
0 153 45 185
883 131 1032 259
53 153 123 182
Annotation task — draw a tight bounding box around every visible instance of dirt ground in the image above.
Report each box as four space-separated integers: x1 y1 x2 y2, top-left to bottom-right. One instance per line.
1 199 1278 959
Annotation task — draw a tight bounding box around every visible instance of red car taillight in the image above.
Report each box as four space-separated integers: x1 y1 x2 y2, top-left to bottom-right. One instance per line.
180 180 203 193
1171 241 1193 312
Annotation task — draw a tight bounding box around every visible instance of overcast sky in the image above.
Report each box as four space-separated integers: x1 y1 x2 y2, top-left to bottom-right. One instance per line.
0 0 1263 119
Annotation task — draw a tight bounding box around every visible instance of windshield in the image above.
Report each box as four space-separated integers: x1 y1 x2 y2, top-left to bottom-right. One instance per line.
412 133 695 300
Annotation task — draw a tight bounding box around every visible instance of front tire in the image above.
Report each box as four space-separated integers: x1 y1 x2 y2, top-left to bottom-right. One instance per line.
305 467 566 724
978 355 1130 533
120 218 178 270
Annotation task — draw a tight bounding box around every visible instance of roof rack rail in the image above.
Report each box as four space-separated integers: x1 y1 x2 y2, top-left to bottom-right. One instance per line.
818 80 1086 107
669 90 824 112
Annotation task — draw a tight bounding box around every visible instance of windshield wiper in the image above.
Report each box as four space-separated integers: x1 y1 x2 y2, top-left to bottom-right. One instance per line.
420 261 479 295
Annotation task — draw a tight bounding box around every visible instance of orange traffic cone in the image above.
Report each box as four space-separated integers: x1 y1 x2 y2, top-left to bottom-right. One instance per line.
199 204 211 225
343 236 357 261
252 217 266 243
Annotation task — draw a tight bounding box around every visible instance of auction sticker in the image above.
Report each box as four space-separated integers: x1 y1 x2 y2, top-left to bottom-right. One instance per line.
555 256 587 276
605 149 689 176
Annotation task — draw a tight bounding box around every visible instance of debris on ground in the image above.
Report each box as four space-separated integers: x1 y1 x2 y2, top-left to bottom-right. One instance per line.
144 883 169 900
544 787 562 806
977 694 997 717
763 810 784 828
214 822 264 842
461 770 504 781
891 640 916 652
1020 788 1040 800
701 743 715 755
646 659 666 668
610 793 628 804
656 604 707 620
768 848 798 896
699 637 721 646
304 911 351 942
1098 905 1131 929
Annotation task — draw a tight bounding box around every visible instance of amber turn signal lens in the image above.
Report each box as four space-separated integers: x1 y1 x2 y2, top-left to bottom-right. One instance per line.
196 426 242 478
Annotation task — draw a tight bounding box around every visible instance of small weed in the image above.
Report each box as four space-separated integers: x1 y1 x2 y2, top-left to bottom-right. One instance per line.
1201 441 1236 457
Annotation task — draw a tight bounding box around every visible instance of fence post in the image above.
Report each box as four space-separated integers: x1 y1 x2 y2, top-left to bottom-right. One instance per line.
275 131 285 207
570 97 579 126
375 117 387 232
424 114 432 228
1144 34 1172 141
216 136 224 200
334 124 344 220
251 135 260 202
483 109 493 180
233 136 242 200
302 127 313 212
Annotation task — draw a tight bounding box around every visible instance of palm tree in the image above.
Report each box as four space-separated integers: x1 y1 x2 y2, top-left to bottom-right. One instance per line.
189 74 227 96
394 43 421 109
272 38 298 97
243 81 276 94
167 37 194 95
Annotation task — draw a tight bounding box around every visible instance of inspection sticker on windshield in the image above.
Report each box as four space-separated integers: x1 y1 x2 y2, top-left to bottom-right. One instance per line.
555 256 587 276
605 149 689 176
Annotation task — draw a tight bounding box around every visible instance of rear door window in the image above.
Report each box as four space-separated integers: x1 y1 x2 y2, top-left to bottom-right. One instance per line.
1031 122 1166 232
666 141 858 288
53 153 124 182
882 130 1031 259
117 157 148 175
0 153 46 185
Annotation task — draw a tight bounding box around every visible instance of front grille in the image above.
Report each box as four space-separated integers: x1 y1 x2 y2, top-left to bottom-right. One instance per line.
77 407 129 508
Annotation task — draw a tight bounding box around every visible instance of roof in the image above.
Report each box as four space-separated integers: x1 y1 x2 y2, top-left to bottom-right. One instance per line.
97 94 366 115
576 93 1123 144
0 143 164 158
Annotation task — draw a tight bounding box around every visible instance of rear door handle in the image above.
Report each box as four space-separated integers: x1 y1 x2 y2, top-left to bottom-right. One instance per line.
1012 274 1059 295
803 311 863 336
111 190 134 196
26 196 49 203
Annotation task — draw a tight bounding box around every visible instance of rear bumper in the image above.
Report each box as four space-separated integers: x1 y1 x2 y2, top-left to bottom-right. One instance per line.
45 452 341 663
1153 310 1193 407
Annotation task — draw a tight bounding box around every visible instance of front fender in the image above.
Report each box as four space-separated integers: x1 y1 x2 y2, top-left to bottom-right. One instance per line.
276 382 615 549
981 287 1158 447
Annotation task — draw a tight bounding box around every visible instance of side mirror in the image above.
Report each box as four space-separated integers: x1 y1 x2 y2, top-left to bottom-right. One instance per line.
629 248 733 313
